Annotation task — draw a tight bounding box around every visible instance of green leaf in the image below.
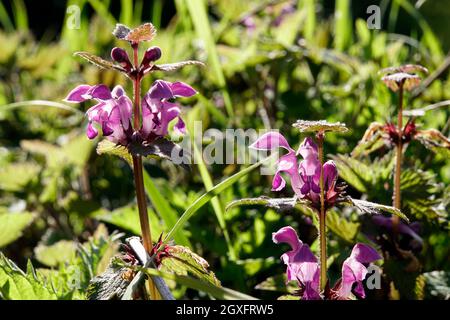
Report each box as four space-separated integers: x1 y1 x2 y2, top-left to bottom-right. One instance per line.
326 209 360 243
0 253 57 300
414 129 450 158
128 138 190 170
255 274 297 294
34 240 77 267
142 268 258 300
160 245 220 286
142 171 190 247
0 212 34 248
292 120 348 133
96 140 132 164
342 197 409 222
423 271 450 300
152 60 205 72
185 0 234 117
74 51 125 71
163 156 272 245
0 162 40 192
97 205 164 239
226 196 311 212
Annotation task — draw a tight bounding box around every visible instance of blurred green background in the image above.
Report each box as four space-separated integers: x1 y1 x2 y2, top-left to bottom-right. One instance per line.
0 0 449 300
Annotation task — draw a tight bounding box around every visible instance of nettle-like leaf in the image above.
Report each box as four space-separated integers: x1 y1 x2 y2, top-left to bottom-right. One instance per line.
292 120 348 133
331 153 394 196
74 52 125 72
414 129 450 158
0 211 34 248
86 258 135 300
125 23 156 43
326 209 360 243
0 254 57 300
0 162 40 192
401 169 443 221
379 64 429 75
96 140 132 164
422 271 450 300
351 122 385 157
160 245 220 287
112 24 131 40
342 197 409 222
151 60 205 73
226 196 311 212
128 138 190 170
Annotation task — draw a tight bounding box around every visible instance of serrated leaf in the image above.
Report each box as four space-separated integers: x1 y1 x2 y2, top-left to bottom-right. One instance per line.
160 245 220 286
112 23 131 40
226 196 310 212
125 23 156 43
423 271 450 300
87 261 134 300
292 120 348 133
0 212 34 248
34 240 77 267
74 52 125 71
151 60 205 73
128 138 190 170
342 197 409 222
326 209 360 243
96 140 132 164
0 253 57 300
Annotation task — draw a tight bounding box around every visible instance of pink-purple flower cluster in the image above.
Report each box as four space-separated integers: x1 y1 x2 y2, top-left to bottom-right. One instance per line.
64 79 196 145
250 132 339 209
273 226 381 300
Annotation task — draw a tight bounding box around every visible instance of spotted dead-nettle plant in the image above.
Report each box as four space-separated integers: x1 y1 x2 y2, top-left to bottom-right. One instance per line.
227 120 408 300
64 23 222 300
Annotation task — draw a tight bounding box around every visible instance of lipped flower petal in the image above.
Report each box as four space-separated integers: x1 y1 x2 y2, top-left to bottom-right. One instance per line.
272 153 303 195
86 122 98 139
249 131 294 152
338 243 381 299
170 81 197 97
148 80 174 100
298 262 321 300
83 84 113 101
64 84 91 102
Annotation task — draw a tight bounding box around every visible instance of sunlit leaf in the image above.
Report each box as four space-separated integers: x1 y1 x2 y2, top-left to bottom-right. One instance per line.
0 212 34 248
342 197 409 222
74 52 125 71
292 120 348 133
34 240 77 268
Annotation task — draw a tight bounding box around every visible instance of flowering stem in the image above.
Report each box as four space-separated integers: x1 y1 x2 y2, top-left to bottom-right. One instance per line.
316 132 327 291
393 82 404 231
130 43 158 299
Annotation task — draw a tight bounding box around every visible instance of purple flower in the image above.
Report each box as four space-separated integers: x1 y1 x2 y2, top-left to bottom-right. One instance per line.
65 80 196 146
372 216 422 249
64 84 132 144
141 80 197 139
273 226 382 300
337 243 381 299
250 132 339 208
272 226 321 300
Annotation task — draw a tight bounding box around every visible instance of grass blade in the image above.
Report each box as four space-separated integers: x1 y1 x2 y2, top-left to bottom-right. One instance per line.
184 0 234 118
164 156 271 247
143 268 258 300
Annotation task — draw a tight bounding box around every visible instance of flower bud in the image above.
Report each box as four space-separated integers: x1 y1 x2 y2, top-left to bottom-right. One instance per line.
140 46 162 71
111 47 132 71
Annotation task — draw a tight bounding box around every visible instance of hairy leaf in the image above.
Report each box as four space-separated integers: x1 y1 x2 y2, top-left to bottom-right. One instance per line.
151 60 205 73
342 197 409 222
226 196 310 212
74 52 125 72
414 129 450 158
160 245 220 287
112 23 131 40
292 120 348 133
125 23 156 43
351 122 385 157
96 140 132 164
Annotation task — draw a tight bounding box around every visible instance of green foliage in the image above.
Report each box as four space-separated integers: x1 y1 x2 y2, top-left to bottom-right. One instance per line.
0 211 34 248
